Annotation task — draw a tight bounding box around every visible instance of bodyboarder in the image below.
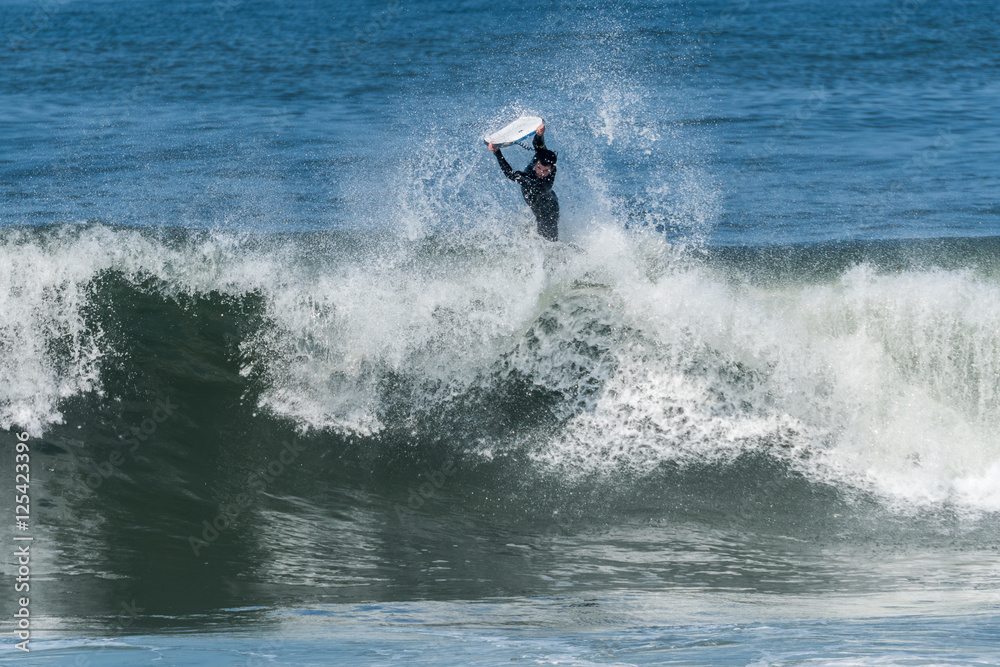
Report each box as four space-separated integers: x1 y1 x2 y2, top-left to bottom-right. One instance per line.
487 123 559 241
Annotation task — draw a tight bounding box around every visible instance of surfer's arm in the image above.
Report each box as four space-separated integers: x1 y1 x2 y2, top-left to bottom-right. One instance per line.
533 123 546 150
494 149 523 183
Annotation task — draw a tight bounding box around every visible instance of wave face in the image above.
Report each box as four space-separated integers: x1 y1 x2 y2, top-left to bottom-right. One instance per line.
6 223 1000 517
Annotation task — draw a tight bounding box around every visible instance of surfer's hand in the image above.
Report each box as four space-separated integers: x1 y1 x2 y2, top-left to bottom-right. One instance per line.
536 123 545 136
487 141 497 152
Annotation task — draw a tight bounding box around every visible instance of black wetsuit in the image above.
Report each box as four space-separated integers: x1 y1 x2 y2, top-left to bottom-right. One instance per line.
494 133 559 241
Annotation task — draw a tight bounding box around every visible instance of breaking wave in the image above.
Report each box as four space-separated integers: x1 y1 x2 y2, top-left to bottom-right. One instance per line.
4 223 1000 514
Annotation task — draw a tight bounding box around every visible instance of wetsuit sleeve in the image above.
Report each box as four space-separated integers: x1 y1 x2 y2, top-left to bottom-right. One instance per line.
533 132 547 151
495 149 524 184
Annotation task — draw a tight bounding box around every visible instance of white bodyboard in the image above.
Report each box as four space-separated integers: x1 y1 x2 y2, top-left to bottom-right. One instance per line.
484 115 544 148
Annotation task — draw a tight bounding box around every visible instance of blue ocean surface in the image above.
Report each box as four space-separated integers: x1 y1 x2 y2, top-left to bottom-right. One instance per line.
2 0 1000 665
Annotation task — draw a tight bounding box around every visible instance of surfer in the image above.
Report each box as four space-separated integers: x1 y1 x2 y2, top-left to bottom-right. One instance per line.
488 123 559 241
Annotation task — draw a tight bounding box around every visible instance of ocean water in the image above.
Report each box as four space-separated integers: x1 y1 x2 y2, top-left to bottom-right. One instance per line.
2 0 1000 665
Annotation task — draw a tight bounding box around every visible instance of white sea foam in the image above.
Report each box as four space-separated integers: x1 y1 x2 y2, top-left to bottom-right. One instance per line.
3 223 1000 513
0 225 119 435
521 233 1000 514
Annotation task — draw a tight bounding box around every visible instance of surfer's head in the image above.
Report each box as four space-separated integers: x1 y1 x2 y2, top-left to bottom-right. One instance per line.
534 149 557 177
537 148 557 166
